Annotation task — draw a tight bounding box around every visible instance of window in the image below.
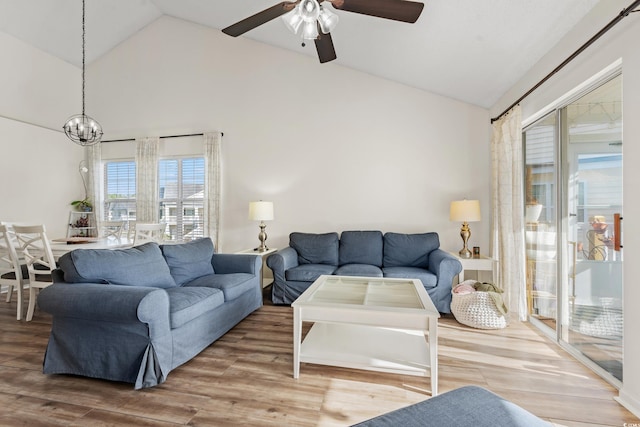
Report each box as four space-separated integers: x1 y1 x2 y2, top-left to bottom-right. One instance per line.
158 158 205 241
103 157 205 242
104 161 136 221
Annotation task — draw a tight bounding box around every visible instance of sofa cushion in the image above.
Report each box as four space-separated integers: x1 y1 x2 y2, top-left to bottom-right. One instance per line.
286 264 337 282
60 242 176 288
160 238 215 286
339 231 383 267
353 385 550 427
383 267 438 288
383 232 440 269
290 232 339 266
183 273 256 301
165 286 224 329
335 264 383 277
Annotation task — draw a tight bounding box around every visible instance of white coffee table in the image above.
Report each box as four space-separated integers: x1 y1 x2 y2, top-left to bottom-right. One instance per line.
292 275 440 395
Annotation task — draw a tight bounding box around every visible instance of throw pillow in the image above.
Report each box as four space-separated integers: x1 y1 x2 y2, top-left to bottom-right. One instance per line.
160 238 215 286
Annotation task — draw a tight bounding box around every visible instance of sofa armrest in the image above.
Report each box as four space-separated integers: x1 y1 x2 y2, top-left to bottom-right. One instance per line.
429 249 463 287
38 283 170 334
211 253 261 275
266 247 299 279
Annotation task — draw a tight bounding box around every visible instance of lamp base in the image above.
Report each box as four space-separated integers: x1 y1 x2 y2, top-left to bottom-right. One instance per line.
255 221 269 252
458 221 472 259
458 248 473 259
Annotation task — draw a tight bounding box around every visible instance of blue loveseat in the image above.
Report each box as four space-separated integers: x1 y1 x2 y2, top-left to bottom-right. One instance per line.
37 238 262 389
266 231 462 313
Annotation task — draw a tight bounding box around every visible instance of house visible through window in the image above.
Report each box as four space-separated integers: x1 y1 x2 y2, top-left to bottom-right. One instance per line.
159 158 205 241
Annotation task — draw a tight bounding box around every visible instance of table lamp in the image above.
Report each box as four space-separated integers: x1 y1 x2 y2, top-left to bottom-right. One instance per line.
249 201 274 252
450 199 481 259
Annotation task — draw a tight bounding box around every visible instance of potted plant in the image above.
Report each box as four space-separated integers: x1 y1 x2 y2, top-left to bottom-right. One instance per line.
71 198 93 212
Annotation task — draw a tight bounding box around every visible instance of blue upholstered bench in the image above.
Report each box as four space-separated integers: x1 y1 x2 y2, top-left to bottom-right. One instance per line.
352 386 551 427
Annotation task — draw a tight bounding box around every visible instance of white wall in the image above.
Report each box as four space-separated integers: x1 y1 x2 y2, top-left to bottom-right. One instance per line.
490 0 640 416
90 16 491 254
0 32 84 238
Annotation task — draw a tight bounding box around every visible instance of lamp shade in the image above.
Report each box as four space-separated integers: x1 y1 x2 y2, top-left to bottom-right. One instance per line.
249 201 274 221
450 200 481 222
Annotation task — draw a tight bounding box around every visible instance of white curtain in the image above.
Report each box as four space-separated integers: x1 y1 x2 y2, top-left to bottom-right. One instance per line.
86 144 102 232
204 132 222 251
136 137 159 223
491 105 527 321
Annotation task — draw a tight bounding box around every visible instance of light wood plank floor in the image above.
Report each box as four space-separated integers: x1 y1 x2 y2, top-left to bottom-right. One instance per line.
0 297 638 426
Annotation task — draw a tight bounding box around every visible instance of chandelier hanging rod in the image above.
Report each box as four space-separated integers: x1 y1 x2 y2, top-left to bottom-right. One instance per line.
63 0 103 146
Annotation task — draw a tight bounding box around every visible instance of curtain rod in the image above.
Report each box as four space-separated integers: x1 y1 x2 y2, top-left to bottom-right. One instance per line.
101 132 223 143
491 0 640 124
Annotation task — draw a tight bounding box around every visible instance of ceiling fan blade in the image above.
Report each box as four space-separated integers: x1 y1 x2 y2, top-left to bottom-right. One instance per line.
222 2 298 37
314 32 337 63
331 0 424 23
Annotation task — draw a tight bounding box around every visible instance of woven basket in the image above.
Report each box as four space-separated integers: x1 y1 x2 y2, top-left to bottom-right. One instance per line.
451 291 507 329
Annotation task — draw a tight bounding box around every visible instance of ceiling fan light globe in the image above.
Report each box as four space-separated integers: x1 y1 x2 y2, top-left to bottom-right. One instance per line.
282 9 304 34
318 7 339 33
300 0 320 22
301 21 319 40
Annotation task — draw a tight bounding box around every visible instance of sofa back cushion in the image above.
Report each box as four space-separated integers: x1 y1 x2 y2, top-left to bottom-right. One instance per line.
383 232 440 268
59 242 176 288
160 238 215 286
290 232 339 266
339 231 383 267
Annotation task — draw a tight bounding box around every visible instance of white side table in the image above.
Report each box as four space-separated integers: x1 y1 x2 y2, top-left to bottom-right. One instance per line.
235 247 277 288
448 252 496 284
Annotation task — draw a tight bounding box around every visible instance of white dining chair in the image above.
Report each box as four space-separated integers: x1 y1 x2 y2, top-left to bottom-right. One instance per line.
126 220 136 240
101 220 125 239
0 224 27 320
134 223 166 245
12 224 57 322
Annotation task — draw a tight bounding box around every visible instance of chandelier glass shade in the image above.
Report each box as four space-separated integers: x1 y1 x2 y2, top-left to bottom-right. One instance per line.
282 0 339 40
64 0 103 146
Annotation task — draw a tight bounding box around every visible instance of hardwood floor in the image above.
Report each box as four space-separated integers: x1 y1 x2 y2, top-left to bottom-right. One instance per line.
0 296 638 426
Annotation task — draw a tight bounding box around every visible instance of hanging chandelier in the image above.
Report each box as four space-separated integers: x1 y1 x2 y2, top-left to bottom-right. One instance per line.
281 0 339 41
63 0 103 146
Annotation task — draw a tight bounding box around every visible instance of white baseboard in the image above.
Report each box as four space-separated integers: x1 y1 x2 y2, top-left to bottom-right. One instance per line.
615 389 640 420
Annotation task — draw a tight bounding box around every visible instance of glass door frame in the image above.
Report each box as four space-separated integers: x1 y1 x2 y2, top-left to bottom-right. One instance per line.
525 69 623 389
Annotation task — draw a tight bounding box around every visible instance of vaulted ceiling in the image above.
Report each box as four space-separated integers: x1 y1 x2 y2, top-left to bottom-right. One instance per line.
0 0 602 108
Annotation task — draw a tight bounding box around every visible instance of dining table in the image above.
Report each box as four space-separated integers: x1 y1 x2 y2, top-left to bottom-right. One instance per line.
50 237 134 259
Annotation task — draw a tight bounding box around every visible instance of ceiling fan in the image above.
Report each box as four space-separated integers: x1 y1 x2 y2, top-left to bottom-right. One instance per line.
222 0 424 64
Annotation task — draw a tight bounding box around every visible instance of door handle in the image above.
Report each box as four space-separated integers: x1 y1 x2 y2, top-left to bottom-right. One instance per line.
614 213 622 251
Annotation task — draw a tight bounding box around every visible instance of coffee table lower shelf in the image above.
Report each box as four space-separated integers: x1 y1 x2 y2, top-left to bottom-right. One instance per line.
299 322 431 377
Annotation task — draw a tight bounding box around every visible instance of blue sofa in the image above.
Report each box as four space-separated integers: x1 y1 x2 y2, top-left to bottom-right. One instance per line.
353 385 551 426
266 231 462 313
37 238 262 389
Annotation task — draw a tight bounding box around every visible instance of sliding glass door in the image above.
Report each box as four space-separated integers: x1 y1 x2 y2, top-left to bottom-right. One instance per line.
524 74 623 384
524 113 557 328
